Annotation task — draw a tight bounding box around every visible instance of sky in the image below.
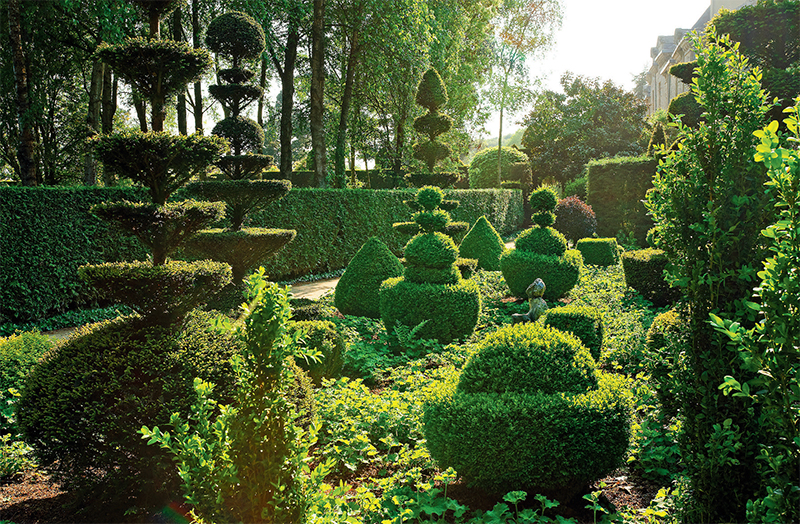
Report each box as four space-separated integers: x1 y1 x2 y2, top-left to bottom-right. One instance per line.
487 0 711 136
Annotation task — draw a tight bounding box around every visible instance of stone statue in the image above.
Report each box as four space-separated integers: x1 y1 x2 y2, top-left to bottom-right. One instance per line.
512 278 547 324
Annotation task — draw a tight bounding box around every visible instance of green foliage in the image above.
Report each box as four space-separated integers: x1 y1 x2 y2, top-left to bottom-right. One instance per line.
514 227 567 256
335 237 404 318
0 306 132 338
211 115 264 155
586 156 657 245
18 310 241 510
645 309 690 419
458 216 506 271
424 323 632 496
92 199 225 265
380 277 481 344
711 102 800 523
621 248 677 307
0 332 53 435
205 11 266 64
544 305 603 361
1 431 37 479
554 195 596 243
667 91 703 129
404 232 459 268
78 260 231 325
184 179 290 230
0 187 149 323
289 320 346 386
669 61 696 85
90 131 229 205
140 272 324 523
576 238 620 266
459 323 598 395
521 73 648 188
500 248 582 300
415 68 449 111
413 112 454 142
468 146 529 189
647 120 669 156
528 185 558 213
564 176 587 200
95 38 212 102
645 30 774 522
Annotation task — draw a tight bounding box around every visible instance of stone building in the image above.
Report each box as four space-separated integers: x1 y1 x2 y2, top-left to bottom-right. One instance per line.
646 0 756 115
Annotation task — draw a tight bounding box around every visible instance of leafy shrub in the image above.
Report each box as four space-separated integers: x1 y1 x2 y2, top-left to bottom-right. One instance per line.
468 147 529 189
1 432 37 479
17 310 241 510
404 232 459 268
289 320 346 386
668 91 703 129
576 238 619 266
544 304 603 361
380 277 481 344
0 332 53 435
211 116 264 155
621 248 677 307
458 216 506 270
514 227 567 256
290 298 327 322
140 274 324 524
424 323 632 497
500 249 582 300
205 11 265 62
335 237 404 318
646 309 689 419
564 176 587 200
554 196 596 244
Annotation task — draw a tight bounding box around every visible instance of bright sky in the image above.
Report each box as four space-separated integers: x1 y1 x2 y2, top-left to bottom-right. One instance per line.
488 0 711 135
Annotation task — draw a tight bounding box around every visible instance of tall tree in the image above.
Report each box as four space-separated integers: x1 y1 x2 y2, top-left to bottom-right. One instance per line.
310 0 326 186
6 0 37 185
488 0 561 182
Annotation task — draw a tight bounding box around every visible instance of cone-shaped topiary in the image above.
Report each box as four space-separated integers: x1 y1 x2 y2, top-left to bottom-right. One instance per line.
458 216 506 270
501 186 583 300
424 323 632 499
412 68 453 171
380 187 480 343
335 237 404 318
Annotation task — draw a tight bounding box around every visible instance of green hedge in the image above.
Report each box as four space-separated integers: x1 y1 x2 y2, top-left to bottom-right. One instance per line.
586 156 657 246
0 187 149 323
576 237 620 266
0 187 522 322
249 188 523 281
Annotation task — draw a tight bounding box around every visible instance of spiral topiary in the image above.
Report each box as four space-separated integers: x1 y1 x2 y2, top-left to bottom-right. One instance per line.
501 185 583 300
379 186 481 343
424 322 632 499
411 68 454 172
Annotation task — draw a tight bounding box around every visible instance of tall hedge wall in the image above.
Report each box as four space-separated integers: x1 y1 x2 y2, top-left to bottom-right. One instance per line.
0 187 149 323
586 156 657 245
0 187 522 322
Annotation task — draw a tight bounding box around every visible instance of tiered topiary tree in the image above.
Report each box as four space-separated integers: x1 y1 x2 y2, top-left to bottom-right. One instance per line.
424 323 632 501
183 11 295 298
412 68 453 172
380 186 481 344
500 186 583 300
458 215 506 271
17 1 242 515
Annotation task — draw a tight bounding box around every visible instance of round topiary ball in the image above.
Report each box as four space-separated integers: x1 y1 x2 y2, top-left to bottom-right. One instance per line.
514 227 568 256
424 323 632 498
212 115 264 154
468 146 529 189
335 237 404 318
529 186 559 214
416 185 444 211
17 311 241 510
404 232 459 269
413 209 450 233
500 248 583 300
205 11 266 64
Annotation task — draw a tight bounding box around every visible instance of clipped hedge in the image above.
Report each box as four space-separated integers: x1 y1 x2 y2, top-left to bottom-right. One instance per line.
576 237 620 266
544 304 604 361
0 187 522 323
0 187 149 323
621 248 678 307
586 156 657 246
500 249 583 300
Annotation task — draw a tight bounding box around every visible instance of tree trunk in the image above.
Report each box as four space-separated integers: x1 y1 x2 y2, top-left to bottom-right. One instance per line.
83 60 104 185
174 7 187 135
134 92 148 132
392 113 406 175
257 58 267 127
334 30 358 188
310 0 327 187
497 72 507 185
101 67 116 134
8 0 38 186
192 0 203 134
278 21 300 176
